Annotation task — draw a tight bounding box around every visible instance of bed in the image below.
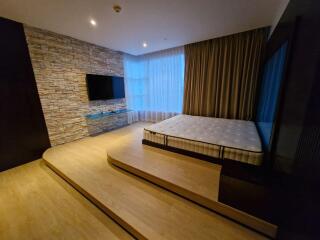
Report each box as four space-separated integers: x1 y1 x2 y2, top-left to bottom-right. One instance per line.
143 115 263 166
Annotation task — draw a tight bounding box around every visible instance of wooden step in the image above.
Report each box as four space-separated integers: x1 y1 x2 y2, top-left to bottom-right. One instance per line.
108 138 221 200
107 140 278 238
43 124 269 240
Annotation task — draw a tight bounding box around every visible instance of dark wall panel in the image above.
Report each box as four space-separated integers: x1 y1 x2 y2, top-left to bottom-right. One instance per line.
269 0 320 177
267 0 320 239
0 17 51 171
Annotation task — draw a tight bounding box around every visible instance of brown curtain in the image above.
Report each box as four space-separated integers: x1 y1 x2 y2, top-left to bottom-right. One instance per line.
183 28 267 120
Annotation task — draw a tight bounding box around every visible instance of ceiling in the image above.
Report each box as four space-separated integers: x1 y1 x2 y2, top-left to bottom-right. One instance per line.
0 0 286 55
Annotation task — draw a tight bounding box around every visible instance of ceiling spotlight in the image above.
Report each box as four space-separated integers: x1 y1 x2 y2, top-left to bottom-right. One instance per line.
113 4 122 13
142 42 148 48
90 19 97 26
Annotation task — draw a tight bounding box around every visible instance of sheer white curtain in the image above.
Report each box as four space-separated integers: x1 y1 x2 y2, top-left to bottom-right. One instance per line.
124 47 185 122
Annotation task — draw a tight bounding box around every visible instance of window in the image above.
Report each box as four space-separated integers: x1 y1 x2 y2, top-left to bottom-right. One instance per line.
124 47 185 121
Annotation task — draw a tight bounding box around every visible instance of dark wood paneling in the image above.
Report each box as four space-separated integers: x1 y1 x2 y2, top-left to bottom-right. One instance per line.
266 0 320 239
269 0 320 177
218 174 281 224
0 17 51 171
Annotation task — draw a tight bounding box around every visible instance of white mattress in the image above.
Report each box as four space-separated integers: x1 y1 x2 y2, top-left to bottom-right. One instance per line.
143 115 263 165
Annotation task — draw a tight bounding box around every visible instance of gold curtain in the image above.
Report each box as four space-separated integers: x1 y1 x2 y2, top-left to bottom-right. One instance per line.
183 28 267 120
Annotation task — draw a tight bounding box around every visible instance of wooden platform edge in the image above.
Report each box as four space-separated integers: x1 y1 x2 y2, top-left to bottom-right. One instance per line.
107 153 278 239
42 150 146 240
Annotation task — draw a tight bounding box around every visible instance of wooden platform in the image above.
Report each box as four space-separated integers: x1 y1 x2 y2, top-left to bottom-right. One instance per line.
107 139 277 238
43 123 269 240
0 160 133 240
108 138 221 201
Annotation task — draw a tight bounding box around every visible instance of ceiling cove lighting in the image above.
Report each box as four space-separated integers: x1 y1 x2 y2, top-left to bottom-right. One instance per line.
142 42 148 48
90 19 97 26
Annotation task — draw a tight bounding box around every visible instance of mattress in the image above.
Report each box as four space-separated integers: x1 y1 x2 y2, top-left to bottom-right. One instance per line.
143 115 263 165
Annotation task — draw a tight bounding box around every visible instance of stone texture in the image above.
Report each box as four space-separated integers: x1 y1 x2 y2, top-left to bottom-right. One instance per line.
86 99 129 135
24 25 124 146
86 113 130 136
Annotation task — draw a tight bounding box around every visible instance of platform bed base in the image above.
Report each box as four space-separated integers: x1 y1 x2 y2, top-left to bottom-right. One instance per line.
142 139 264 183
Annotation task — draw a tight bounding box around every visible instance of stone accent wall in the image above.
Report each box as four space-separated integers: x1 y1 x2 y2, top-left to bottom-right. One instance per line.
86 113 130 136
86 99 128 135
24 25 124 146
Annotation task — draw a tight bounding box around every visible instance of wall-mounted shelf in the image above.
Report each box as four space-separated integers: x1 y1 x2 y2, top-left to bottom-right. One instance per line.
85 109 135 135
86 109 133 120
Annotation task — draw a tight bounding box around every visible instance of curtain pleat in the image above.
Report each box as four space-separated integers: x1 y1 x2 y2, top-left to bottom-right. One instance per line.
183 28 267 120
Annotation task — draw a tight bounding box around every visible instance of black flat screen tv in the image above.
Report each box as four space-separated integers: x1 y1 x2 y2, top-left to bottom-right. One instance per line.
86 74 125 100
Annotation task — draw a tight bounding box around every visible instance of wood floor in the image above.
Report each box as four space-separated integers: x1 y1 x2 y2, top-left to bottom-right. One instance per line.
0 160 133 240
107 139 277 238
43 122 269 240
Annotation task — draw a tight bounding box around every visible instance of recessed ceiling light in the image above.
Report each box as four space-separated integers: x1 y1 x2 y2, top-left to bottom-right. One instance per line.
113 4 122 13
142 42 148 48
90 19 97 26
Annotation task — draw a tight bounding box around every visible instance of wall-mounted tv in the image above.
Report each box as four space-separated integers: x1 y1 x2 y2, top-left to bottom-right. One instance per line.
86 74 125 100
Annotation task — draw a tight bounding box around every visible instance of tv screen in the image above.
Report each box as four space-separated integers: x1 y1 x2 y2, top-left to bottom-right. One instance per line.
86 74 125 100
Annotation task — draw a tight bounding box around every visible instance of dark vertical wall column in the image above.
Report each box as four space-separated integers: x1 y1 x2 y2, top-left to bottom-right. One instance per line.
267 0 320 239
0 17 50 171
270 0 320 179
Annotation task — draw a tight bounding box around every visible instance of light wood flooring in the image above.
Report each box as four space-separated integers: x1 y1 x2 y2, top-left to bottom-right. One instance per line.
108 135 221 201
43 122 269 240
107 139 277 238
0 160 133 240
